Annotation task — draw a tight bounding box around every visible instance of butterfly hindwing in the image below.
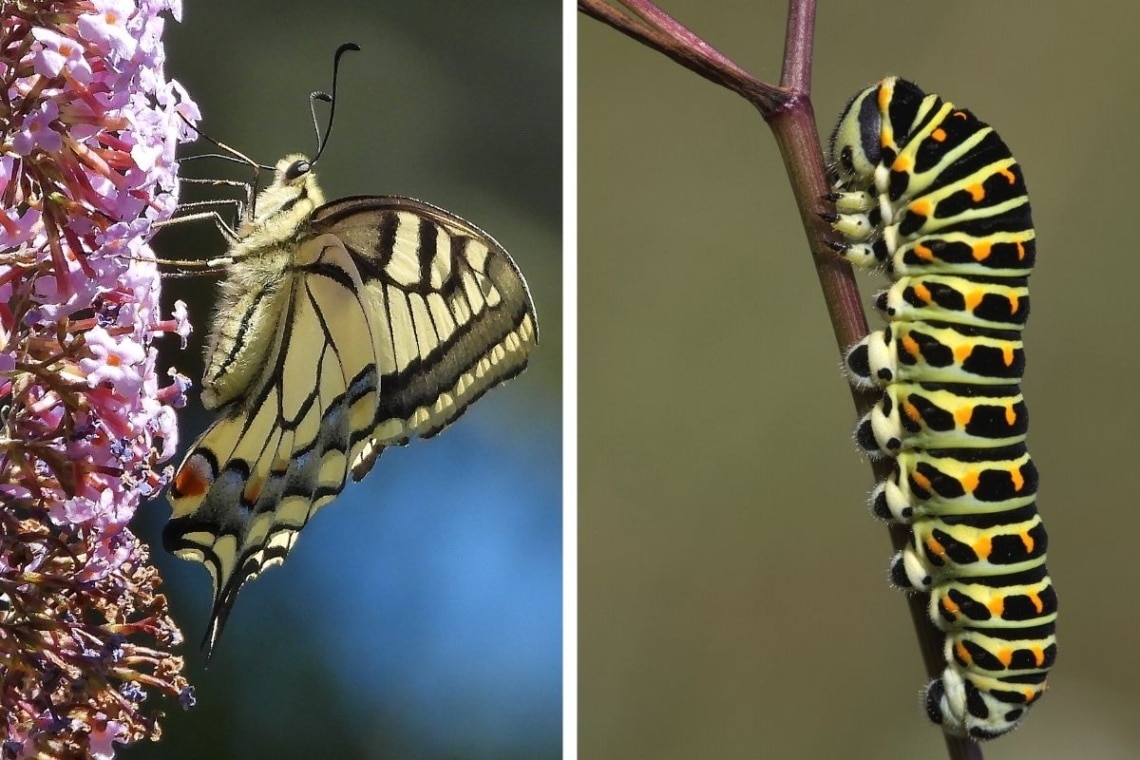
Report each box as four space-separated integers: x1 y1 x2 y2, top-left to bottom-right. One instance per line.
165 190 537 655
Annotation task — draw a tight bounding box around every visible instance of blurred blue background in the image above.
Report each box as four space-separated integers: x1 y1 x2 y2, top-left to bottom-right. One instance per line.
136 3 561 759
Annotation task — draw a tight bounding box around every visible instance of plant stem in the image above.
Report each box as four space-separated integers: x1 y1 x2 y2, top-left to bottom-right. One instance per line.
578 0 785 111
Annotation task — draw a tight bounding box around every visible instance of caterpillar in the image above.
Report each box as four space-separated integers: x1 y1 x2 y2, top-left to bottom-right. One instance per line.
827 77 1056 740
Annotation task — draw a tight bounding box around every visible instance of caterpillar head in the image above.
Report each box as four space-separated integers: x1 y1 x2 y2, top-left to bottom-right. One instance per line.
830 79 889 189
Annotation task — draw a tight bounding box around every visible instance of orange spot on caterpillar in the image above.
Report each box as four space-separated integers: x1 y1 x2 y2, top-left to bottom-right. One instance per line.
903 399 923 424
1009 294 1021 314
954 640 972 665
941 595 961 617
953 110 968 120
1016 241 1027 260
931 127 947 142
1000 167 1017 184
960 470 980 493
878 82 892 111
909 199 933 217
954 406 973 427
1003 345 1016 366
996 647 1013 667
973 534 992 559
1005 404 1018 426
966 183 985 202
988 596 1005 617
964 290 983 312
1028 591 1044 614
926 534 947 559
893 154 911 172
954 344 972 363
1031 646 1046 667
1010 467 1025 491
973 241 992 261
1021 531 1035 554
901 333 921 359
912 470 933 492
913 282 932 304
913 243 935 262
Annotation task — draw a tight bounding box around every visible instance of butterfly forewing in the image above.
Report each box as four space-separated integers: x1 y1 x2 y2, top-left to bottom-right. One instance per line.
166 182 537 655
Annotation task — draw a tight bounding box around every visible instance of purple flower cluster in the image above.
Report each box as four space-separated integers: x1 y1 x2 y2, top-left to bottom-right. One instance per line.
1 1 198 756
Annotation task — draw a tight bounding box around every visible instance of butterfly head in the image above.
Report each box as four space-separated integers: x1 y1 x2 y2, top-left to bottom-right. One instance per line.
241 153 326 240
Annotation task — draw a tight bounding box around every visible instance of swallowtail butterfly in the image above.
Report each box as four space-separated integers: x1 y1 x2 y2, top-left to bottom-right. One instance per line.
164 45 538 656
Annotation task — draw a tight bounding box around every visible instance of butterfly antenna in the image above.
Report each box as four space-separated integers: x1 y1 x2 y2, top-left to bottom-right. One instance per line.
178 112 273 172
311 41 360 164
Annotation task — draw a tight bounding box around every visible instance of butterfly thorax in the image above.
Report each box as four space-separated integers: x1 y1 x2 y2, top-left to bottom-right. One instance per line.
235 153 326 252
200 154 326 411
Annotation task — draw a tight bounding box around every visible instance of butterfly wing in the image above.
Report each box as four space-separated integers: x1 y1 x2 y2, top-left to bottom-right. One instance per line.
165 196 538 654
312 196 539 476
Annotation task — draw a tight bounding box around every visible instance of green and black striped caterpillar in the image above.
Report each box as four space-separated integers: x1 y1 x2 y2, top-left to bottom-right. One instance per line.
827 77 1056 740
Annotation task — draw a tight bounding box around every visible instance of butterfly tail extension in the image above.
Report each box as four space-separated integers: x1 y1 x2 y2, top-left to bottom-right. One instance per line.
167 244 380 654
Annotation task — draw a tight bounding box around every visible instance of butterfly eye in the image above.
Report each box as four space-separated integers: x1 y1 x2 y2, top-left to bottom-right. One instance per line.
284 159 311 180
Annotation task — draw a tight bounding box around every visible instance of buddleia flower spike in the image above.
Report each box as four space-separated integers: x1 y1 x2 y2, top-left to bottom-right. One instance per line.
0 1 198 754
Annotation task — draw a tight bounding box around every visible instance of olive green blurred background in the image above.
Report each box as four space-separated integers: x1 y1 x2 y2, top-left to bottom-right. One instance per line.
581 3 1140 758
134 3 561 759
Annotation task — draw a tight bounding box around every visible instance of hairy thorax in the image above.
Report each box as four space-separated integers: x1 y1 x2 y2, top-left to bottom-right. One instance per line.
200 155 325 410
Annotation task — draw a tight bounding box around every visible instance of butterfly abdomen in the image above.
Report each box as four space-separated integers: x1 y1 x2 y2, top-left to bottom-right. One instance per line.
200 245 293 410
828 77 1054 740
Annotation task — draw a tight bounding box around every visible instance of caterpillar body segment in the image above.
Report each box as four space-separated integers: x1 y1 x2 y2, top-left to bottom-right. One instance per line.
845 322 1026 389
878 275 1030 331
829 76 1054 740
871 445 1038 523
927 663 1050 740
889 502 1048 590
855 382 1028 456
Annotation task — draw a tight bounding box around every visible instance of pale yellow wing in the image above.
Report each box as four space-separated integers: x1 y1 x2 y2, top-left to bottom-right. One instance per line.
314 196 538 478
